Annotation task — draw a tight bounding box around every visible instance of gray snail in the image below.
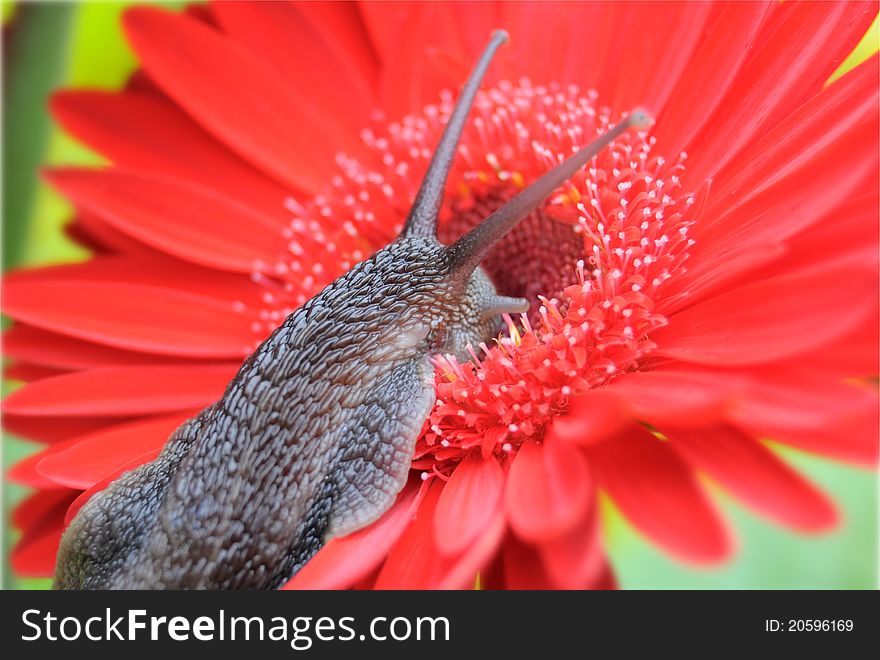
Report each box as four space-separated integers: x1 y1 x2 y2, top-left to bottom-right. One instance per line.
54 31 649 589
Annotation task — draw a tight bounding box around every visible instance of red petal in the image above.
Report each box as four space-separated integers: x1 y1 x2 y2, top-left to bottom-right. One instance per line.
604 369 737 426
8 450 68 489
36 413 193 490
376 4 471 119
2 364 235 417
435 509 505 590
655 266 877 366
47 168 285 274
11 490 78 578
122 7 364 192
50 90 292 220
213 1 379 132
550 390 626 446
358 1 419 65
67 210 168 257
729 368 877 433
3 324 203 370
668 57 879 310
726 370 879 466
4 414 127 445
704 58 878 227
3 272 255 359
500 1 584 88
284 478 425 590
433 456 504 555
653 1 771 156
63 448 160 527
589 560 619 590
768 189 880 279
374 479 504 589
780 309 879 379
595 1 714 115
666 425 837 532
290 0 380 90
537 492 605 589
12 489 78 530
588 425 731 563
757 412 880 468
5 254 265 305
505 434 591 542
681 1 877 185
3 363 65 382
499 533 553 589
371 480 445 588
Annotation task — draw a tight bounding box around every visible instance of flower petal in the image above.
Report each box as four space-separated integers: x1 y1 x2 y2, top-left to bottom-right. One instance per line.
11 490 78 578
374 479 504 589
654 265 877 366
757 413 880 468
653 1 771 156
50 90 292 220
681 1 877 185
3 273 256 359
537 492 605 589
2 364 235 417
36 413 192 490
549 390 626 446
726 369 879 466
666 425 837 532
603 369 738 426
358 1 418 65
63 448 160 527
499 533 553 589
12 489 78 530
501 1 594 89
5 255 265 304
8 451 69 489
284 478 425 590
433 455 504 556
778 308 879 379
374 4 471 119
47 168 286 274
67 210 168 257
667 56 879 309
3 414 127 445
505 434 591 542
595 0 714 115
122 7 361 192
4 363 64 382
588 425 731 563
3 324 197 370
768 189 880 279
212 1 379 131
436 510 505 590
728 368 877 433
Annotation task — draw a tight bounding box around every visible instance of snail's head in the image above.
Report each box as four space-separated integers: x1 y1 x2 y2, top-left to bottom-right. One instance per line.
392 30 651 362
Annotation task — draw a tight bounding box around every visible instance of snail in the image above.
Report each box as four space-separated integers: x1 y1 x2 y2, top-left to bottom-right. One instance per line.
54 30 649 589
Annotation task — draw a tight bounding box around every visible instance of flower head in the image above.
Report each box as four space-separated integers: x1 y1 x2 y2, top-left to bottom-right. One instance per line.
4 1 878 589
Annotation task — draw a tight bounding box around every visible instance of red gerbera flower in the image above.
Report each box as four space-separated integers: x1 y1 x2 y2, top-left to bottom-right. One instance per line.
3 1 878 589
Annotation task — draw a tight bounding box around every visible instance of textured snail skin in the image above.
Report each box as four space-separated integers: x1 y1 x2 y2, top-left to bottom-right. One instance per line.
54 238 507 589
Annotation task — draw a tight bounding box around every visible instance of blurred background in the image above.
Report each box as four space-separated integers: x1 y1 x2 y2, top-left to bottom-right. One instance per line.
2 1 878 590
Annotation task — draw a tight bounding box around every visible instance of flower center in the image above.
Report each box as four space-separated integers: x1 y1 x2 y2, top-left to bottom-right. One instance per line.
256 79 698 476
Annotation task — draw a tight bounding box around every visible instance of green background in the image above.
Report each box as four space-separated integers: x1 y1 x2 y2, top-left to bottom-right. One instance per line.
2 1 878 590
